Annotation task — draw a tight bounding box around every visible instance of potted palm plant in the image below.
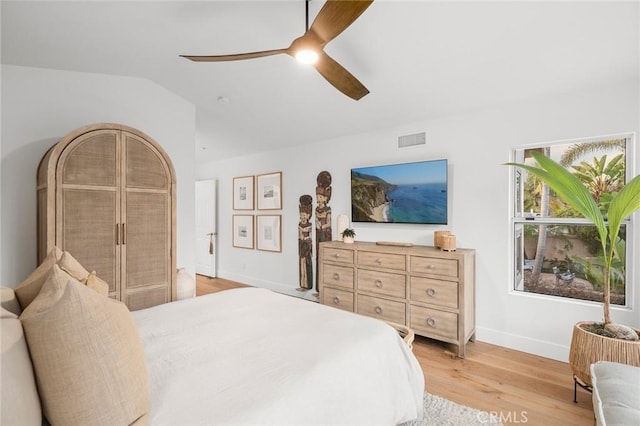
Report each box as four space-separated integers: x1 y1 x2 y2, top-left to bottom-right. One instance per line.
341 228 356 244
507 151 640 389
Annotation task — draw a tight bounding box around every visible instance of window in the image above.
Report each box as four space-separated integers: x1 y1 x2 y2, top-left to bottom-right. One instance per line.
511 135 633 305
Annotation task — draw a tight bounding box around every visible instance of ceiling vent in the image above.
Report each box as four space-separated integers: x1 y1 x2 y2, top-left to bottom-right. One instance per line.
397 132 426 149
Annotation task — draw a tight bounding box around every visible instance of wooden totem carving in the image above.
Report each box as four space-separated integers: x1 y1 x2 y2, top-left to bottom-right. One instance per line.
298 194 313 290
315 171 332 290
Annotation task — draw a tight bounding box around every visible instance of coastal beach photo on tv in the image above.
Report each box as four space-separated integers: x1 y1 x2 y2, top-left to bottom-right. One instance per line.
351 159 448 224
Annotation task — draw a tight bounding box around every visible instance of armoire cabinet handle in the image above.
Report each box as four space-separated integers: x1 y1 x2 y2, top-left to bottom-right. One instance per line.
122 223 126 245
116 223 120 245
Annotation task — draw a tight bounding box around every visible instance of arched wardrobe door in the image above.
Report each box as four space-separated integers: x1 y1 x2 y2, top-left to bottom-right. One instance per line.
37 123 176 310
121 131 175 310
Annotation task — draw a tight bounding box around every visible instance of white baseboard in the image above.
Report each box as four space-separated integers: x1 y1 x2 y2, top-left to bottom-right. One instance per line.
476 326 570 362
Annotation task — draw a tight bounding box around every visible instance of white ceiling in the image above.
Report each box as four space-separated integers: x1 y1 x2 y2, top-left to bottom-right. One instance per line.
2 1 638 162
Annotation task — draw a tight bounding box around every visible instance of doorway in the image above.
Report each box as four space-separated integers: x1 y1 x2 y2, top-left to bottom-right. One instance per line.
195 179 217 277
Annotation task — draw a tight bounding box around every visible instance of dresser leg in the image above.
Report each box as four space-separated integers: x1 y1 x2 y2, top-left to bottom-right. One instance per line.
458 343 466 359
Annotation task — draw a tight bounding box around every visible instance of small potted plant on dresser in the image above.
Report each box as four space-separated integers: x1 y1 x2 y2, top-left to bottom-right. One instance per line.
341 228 356 244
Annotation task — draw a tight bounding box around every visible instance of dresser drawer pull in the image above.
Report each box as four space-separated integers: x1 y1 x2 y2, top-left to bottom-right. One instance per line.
332 272 340 280
375 258 382 264
426 264 435 270
333 296 340 305
374 306 383 315
426 288 437 297
426 317 436 327
333 253 340 259
374 279 383 288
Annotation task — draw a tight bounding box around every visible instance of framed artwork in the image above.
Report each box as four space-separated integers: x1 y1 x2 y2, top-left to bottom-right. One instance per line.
232 215 254 249
233 176 254 210
256 215 281 252
256 172 282 210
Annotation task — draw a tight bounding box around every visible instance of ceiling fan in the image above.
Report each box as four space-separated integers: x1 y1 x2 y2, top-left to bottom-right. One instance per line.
180 0 374 100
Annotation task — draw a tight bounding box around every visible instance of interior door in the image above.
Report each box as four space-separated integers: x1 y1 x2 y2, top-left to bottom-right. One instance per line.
196 179 217 277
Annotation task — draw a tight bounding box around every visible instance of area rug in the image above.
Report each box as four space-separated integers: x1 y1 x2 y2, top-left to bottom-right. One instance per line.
400 392 502 426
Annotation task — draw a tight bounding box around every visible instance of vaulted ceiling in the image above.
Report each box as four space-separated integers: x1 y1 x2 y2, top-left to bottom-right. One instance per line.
2 1 638 162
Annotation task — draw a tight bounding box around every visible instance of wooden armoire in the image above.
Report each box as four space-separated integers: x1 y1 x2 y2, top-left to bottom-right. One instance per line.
37 123 176 310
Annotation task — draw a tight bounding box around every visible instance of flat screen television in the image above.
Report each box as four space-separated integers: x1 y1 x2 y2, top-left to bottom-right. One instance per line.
351 159 448 224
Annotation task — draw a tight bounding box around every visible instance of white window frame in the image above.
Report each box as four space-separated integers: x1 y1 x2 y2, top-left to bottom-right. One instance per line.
509 133 636 308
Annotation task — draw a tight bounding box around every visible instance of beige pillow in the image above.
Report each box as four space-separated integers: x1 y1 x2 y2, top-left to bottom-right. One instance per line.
1 307 42 426
20 265 149 426
14 247 62 310
83 271 109 297
1 286 22 316
58 250 90 281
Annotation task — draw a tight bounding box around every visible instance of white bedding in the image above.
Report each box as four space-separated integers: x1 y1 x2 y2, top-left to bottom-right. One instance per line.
132 287 424 425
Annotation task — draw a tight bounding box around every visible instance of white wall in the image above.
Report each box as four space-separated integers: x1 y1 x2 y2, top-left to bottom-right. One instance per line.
198 81 639 362
1 65 197 288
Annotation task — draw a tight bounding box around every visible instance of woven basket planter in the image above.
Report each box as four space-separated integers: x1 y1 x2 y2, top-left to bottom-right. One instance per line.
569 321 640 386
386 321 415 350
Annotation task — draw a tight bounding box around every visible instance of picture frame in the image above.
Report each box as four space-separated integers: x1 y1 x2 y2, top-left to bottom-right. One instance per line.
233 176 254 210
256 215 281 252
256 172 282 210
232 215 254 249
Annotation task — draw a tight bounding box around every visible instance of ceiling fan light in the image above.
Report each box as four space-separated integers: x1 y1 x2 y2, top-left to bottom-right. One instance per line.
295 49 318 65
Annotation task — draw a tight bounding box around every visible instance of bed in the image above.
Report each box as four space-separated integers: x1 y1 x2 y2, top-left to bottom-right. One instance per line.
2 266 424 425
135 287 424 425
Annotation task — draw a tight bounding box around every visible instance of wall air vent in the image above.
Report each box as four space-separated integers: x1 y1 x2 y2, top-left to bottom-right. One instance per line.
397 132 426 149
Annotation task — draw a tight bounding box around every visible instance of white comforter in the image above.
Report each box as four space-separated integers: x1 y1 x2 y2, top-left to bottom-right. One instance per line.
132 288 424 425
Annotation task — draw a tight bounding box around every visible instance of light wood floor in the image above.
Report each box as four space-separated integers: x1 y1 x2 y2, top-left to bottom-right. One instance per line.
196 275 594 426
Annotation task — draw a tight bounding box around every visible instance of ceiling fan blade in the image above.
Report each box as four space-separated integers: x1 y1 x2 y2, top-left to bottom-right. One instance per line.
313 51 369 100
180 48 289 62
309 0 374 45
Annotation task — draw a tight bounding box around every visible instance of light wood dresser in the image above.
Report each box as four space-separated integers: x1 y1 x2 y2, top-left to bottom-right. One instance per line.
319 241 476 357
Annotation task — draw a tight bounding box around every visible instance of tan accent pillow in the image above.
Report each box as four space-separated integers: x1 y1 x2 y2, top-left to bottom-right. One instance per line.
1 286 22 316
14 247 63 310
20 265 149 426
58 250 90 281
83 271 109 297
1 307 42 426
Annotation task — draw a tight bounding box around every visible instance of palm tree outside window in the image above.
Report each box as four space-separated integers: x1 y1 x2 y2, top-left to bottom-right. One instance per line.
511 135 633 306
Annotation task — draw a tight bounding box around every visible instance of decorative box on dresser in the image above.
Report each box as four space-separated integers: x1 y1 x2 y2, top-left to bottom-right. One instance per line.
319 241 476 358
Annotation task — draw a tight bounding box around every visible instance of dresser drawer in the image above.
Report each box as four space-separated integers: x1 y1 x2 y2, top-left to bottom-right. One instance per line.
410 256 458 278
322 287 354 312
357 294 406 324
323 247 354 265
358 269 406 299
410 276 458 309
322 264 354 290
358 251 405 271
410 305 458 341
